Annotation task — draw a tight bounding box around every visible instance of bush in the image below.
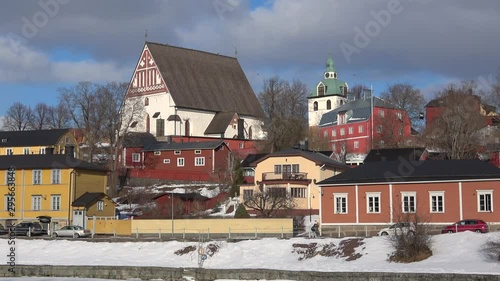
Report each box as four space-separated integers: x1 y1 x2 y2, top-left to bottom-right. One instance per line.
482 239 500 262
234 204 250 218
388 223 433 263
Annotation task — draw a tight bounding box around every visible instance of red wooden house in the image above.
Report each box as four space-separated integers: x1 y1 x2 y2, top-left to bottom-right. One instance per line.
152 191 229 218
317 159 500 237
318 96 412 165
126 141 232 182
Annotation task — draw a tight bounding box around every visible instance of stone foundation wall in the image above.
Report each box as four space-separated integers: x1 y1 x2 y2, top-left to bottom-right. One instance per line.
2 265 500 281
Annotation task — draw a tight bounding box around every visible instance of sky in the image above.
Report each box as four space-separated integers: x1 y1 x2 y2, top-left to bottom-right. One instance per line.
1 230 499 281
0 0 499 117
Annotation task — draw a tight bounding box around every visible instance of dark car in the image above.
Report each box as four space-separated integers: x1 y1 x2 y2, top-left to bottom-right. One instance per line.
0 224 8 235
441 219 489 234
10 222 46 236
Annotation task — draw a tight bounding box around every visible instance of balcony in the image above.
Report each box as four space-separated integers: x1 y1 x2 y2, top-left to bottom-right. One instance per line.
261 172 309 182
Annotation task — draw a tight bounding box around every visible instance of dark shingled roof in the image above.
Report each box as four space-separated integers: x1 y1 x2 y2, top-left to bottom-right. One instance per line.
0 155 108 171
319 97 400 127
147 42 265 118
318 159 500 185
254 148 348 169
204 112 236 135
122 132 158 148
72 192 105 207
364 148 426 163
143 141 226 151
241 153 268 167
0 129 69 147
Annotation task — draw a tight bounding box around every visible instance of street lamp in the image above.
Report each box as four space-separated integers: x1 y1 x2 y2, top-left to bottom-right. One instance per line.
170 192 174 237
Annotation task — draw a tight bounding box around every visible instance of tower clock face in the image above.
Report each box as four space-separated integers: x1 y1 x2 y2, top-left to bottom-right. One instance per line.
325 73 330 78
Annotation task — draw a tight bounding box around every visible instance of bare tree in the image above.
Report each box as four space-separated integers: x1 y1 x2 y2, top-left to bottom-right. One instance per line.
243 186 297 218
47 102 72 129
29 103 50 130
373 109 412 148
3 102 33 131
307 126 330 151
258 76 308 152
350 84 369 100
380 83 425 130
423 82 485 159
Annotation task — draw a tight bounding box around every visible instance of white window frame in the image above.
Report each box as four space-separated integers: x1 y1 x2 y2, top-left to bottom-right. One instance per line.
6 148 13 155
340 128 345 136
239 143 244 149
174 150 181 155
354 141 359 149
477 190 493 212
194 150 202 154
396 112 403 120
379 110 385 118
332 129 336 137
40 147 46 154
348 127 353 134
358 125 363 133
51 169 61 184
23 147 29 155
401 192 416 213
51 195 61 211
195 157 205 166
132 153 140 163
290 187 306 198
32 195 42 211
334 193 348 214
377 125 382 133
163 159 170 164
323 131 328 138
97 200 104 211
429 191 445 213
154 151 161 155
243 189 253 201
366 192 381 213
177 158 185 167
33 170 42 185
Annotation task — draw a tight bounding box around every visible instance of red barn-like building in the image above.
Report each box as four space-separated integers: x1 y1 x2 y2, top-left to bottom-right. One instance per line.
318 96 412 165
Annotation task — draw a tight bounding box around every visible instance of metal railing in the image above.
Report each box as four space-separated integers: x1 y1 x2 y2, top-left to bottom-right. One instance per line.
262 172 308 181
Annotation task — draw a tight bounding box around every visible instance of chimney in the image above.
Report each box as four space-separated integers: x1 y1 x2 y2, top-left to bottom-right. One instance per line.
347 93 356 102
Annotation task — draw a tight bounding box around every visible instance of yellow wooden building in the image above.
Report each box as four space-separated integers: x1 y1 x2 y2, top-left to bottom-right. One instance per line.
239 149 348 217
0 129 79 157
0 154 114 232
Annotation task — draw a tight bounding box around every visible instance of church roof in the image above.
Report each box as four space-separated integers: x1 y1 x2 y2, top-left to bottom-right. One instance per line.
146 42 265 118
318 97 400 127
310 78 348 98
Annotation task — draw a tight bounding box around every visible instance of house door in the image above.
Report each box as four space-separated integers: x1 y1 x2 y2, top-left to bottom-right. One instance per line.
72 210 86 227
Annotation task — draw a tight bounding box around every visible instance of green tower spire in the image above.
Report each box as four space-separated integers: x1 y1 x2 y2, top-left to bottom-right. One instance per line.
326 54 336 73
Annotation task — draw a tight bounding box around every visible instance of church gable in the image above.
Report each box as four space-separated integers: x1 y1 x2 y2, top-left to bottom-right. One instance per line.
127 45 168 96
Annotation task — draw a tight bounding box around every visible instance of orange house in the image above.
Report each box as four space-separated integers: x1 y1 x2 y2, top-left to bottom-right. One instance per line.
317 159 500 236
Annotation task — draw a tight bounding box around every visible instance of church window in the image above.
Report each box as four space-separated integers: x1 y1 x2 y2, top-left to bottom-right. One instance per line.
326 100 331 110
318 84 325 97
313 102 318 111
145 97 149 106
156 119 165 137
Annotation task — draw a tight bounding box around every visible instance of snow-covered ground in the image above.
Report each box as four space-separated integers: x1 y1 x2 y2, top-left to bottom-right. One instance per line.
1 231 500 275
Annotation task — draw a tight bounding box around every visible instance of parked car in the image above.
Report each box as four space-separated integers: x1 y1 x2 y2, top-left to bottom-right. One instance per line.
378 222 415 236
441 219 489 234
0 224 8 235
11 222 46 236
53 225 91 238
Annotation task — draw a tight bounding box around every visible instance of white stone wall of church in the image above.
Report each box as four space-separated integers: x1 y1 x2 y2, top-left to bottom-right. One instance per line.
124 92 265 139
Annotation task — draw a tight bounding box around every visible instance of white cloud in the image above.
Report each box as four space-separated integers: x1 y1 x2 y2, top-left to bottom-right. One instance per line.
0 37 130 83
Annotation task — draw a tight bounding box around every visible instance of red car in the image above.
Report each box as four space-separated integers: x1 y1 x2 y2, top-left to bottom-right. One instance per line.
441 219 489 234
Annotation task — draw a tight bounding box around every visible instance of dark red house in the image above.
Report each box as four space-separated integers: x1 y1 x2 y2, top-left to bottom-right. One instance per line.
125 141 232 182
152 191 229 217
